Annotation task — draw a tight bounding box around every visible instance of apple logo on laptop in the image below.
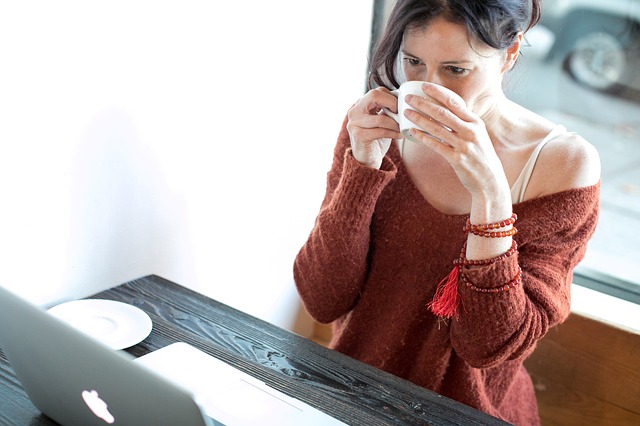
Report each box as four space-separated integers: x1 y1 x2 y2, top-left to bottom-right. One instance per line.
82 390 115 424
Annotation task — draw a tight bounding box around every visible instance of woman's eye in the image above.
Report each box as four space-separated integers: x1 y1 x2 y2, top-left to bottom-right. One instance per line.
446 66 469 76
404 57 422 66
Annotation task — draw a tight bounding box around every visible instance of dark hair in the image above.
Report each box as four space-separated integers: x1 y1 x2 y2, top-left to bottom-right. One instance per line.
369 0 541 89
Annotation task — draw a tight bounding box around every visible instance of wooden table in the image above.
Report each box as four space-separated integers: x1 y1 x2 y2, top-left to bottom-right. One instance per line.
0 275 510 425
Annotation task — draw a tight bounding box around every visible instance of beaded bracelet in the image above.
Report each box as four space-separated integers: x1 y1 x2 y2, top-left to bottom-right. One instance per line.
428 214 520 318
464 213 517 233
461 265 523 293
468 227 518 238
453 240 518 267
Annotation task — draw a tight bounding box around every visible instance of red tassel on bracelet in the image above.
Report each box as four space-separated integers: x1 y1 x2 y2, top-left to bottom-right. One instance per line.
428 265 461 319
428 213 519 320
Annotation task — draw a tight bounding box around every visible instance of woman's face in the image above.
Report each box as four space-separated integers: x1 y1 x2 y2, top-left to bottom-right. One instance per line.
401 17 515 117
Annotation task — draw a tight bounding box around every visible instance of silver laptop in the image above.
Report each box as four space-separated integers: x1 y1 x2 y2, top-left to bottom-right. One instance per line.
0 285 345 425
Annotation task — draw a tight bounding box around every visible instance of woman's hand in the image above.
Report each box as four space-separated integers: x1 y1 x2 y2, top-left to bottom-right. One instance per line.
402 82 509 197
346 87 402 169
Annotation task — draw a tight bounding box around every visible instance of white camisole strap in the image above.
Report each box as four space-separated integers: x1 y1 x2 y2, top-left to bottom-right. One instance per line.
510 125 567 204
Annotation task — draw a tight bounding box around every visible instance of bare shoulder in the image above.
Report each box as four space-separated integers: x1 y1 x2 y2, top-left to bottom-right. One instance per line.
530 131 601 197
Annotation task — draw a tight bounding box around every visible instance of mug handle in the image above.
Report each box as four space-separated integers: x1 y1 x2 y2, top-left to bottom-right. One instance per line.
380 89 447 145
380 89 400 123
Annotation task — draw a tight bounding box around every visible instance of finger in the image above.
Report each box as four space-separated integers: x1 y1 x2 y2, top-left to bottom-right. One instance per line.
405 94 464 134
351 127 403 142
349 110 400 133
407 127 454 157
420 82 476 122
403 108 461 146
347 113 402 142
361 87 399 114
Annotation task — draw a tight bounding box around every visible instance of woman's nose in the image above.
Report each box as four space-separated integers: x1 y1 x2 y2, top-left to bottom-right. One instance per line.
423 71 443 86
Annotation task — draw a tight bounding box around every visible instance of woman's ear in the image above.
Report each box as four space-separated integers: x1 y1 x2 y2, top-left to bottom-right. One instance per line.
503 32 523 72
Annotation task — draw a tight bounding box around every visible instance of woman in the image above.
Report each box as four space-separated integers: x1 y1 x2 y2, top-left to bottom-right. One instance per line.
293 0 600 424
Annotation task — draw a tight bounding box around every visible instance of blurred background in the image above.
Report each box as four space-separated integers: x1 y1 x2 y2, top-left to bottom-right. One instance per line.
0 1 373 332
507 0 640 301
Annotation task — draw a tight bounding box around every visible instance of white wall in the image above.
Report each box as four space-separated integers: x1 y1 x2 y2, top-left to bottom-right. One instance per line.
0 1 373 331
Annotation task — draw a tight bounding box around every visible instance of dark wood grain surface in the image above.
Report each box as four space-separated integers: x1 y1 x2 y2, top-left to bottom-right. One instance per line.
0 275 510 425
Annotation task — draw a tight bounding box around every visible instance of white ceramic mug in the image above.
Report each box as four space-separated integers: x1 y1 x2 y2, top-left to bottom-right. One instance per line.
383 81 446 143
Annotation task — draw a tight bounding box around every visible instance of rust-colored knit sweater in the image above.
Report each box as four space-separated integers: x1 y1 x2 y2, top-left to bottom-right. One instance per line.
294 121 600 425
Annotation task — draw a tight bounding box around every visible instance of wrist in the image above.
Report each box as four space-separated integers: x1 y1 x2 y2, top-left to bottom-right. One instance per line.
465 211 516 261
351 149 382 170
469 185 512 225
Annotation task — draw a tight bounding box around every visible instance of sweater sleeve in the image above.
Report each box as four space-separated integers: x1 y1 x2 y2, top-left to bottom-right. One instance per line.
293 120 397 323
450 183 600 368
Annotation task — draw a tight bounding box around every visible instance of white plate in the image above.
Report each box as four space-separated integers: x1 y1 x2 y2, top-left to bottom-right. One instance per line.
48 299 153 350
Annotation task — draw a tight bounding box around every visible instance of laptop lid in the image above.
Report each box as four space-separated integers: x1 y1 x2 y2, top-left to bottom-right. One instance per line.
0 285 212 426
